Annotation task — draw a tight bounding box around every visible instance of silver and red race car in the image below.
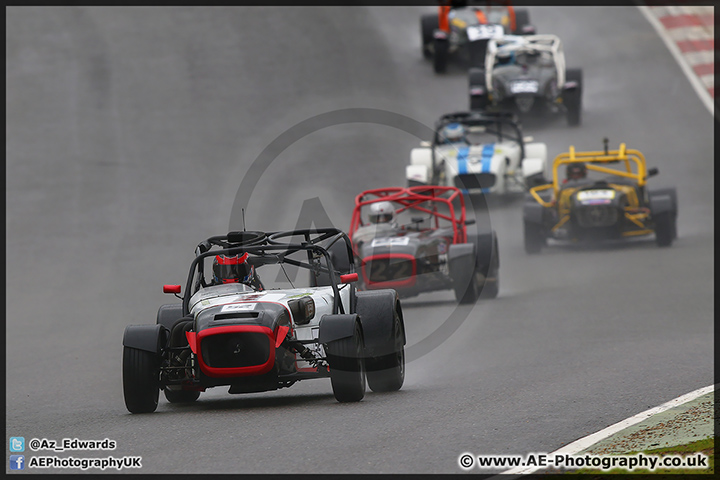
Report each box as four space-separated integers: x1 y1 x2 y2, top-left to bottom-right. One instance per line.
350 186 499 303
122 229 405 413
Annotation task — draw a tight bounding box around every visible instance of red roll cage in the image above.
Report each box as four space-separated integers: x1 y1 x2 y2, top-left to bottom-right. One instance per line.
349 186 468 247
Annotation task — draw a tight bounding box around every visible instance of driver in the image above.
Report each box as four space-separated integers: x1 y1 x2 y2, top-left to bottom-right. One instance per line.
565 162 587 181
368 201 397 225
441 123 468 144
212 252 263 290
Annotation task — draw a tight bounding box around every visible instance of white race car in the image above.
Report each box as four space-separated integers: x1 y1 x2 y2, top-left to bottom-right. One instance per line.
406 111 547 195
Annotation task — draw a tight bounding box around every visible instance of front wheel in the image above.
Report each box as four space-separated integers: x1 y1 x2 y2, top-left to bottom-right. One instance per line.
433 37 449 73
123 347 160 414
480 239 500 299
564 68 583 126
327 322 366 402
654 212 675 247
454 269 480 304
524 221 546 254
366 308 405 392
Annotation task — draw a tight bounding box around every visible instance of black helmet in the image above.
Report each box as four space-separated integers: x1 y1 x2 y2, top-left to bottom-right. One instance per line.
566 163 587 180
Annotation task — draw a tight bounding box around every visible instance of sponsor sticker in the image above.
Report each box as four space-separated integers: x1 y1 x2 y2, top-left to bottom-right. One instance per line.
510 80 539 94
577 190 615 201
221 303 256 312
467 24 504 41
371 237 410 247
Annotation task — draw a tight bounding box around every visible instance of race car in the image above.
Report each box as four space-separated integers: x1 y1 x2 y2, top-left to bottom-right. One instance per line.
122 228 406 413
406 111 548 195
468 34 583 126
349 186 499 303
523 140 678 253
421 0 535 73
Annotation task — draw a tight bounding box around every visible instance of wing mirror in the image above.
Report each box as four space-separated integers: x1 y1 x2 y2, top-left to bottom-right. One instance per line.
465 218 476 225
647 167 659 178
340 273 359 284
163 285 181 294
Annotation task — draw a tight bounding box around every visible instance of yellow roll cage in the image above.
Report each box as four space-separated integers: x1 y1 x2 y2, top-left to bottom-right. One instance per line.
528 142 647 208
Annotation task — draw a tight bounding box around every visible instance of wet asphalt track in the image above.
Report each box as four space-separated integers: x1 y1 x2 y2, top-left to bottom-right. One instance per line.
5 6 714 474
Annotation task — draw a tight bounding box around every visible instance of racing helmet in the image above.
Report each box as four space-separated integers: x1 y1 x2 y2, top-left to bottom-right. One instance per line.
212 253 254 285
566 162 587 180
442 123 466 143
368 201 396 224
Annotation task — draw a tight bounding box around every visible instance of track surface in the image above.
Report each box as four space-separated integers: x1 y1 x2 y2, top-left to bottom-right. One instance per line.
5 6 714 474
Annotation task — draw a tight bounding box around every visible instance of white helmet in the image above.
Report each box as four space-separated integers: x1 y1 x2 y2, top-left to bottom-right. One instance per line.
369 201 396 224
442 123 466 143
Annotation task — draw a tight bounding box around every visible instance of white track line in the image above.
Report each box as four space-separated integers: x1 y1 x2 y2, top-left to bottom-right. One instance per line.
498 383 716 476
637 5 715 116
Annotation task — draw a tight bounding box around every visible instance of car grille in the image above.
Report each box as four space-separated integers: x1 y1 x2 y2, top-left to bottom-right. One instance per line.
201 332 270 369
364 256 415 284
576 205 619 228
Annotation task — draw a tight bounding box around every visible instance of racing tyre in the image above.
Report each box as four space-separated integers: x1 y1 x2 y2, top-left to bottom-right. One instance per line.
366 307 405 393
433 37 449 73
469 68 489 111
164 386 200 404
654 211 675 247
565 68 583 126
524 220 545 254
651 188 678 239
513 9 531 34
455 269 481 304
421 14 438 59
123 347 160 413
327 322 366 402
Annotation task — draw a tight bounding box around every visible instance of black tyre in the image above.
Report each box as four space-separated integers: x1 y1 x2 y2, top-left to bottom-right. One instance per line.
565 68 583 126
366 307 405 393
654 211 675 247
454 268 480 304
421 14 438 59
524 220 545 254
480 237 499 299
327 322 366 402
513 9 531 34
433 38 449 73
469 68 489 111
164 386 200 404
123 347 160 414
651 188 678 239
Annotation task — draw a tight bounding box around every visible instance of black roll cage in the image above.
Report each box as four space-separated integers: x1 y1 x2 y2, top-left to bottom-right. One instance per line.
181 228 355 317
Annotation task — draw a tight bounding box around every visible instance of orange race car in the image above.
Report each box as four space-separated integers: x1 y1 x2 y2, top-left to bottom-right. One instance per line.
421 0 535 73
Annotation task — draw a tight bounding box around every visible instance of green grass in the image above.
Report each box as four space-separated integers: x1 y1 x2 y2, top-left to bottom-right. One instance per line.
543 437 714 477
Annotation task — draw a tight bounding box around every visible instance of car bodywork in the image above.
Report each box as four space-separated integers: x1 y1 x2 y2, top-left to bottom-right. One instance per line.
468 34 583 126
350 186 499 302
422 0 535 73
523 141 678 253
406 111 547 195
122 229 406 413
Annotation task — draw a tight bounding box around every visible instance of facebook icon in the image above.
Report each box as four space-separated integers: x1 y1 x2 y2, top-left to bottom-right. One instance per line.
10 455 25 470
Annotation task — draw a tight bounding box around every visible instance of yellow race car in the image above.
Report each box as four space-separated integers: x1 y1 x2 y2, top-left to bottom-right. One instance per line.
522 140 678 253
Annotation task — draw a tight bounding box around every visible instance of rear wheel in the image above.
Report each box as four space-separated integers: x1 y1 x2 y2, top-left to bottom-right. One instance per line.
469 68 489 111
524 221 545 254
327 323 366 402
454 269 480 304
366 308 405 392
164 386 200 404
421 14 438 59
123 347 160 413
480 238 500 299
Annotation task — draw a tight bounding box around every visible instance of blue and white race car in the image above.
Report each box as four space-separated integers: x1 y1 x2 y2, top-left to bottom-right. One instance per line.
406 111 547 195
